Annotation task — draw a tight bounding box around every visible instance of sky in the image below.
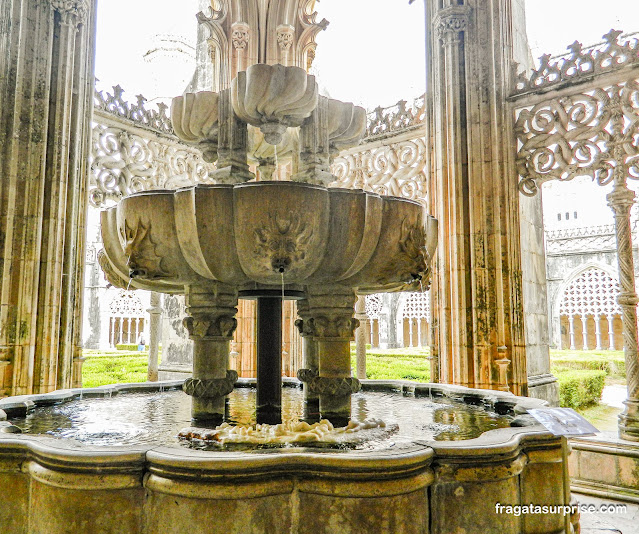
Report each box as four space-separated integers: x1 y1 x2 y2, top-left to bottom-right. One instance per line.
94 0 639 110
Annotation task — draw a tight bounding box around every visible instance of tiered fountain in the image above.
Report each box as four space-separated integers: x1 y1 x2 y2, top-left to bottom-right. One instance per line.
100 62 437 429
0 4 577 532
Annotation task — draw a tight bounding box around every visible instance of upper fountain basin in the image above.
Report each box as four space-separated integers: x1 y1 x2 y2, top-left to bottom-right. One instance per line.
100 181 437 292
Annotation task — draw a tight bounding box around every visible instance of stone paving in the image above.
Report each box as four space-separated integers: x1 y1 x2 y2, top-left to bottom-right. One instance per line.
575 493 639 533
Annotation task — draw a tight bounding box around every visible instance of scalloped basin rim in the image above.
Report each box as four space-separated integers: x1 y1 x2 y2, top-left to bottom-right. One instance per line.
117 182 424 208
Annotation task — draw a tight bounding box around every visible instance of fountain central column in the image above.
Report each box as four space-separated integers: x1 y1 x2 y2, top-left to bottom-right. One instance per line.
182 284 239 424
299 288 360 425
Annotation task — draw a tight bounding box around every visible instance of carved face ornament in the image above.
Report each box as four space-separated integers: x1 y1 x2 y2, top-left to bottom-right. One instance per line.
120 220 170 280
254 213 314 273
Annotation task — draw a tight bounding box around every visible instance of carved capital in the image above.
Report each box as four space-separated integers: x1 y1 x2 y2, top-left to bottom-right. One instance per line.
277 24 295 52
183 370 238 398
50 0 89 23
435 6 471 39
306 376 361 396
183 314 238 340
607 186 636 214
307 315 360 339
231 22 250 50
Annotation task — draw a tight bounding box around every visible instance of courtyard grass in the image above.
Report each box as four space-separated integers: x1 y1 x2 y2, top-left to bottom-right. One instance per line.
549 349 625 379
350 346 431 381
82 350 148 387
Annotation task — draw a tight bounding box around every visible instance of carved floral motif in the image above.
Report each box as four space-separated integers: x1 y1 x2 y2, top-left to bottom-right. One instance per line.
305 376 361 396
49 0 89 22
331 137 427 205
253 213 314 273
514 80 639 196
94 85 173 134
183 314 238 339
513 30 639 95
366 95 426 138
90 123 215 208
305 315 359 339
435 6 471 38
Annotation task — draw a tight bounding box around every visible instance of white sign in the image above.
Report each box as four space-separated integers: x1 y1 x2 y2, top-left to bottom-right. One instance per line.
527 408 599 436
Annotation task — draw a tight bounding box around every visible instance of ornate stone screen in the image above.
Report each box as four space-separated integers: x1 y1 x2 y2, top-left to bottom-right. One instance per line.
558 267 622 350
399 291 431 348
108 289 146 347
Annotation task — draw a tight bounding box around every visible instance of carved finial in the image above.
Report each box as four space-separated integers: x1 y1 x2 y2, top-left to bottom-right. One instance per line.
603 29 623 45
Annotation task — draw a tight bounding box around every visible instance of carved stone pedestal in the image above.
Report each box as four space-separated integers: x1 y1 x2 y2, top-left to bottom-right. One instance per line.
298 289 360 425
182 285 239 424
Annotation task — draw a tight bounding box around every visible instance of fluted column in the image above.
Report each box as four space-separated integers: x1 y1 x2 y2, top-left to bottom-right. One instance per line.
0 0 96 397
426 0 528 395
182 285 239 424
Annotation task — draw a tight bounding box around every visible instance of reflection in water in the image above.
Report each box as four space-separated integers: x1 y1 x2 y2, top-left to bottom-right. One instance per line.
10 388 511 449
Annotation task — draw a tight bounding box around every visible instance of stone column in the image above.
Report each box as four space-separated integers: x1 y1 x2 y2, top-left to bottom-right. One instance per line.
182 285 239 424
296 299 320 421
297 288 360 425
293 95 333 185
0 0 96 396
354 295 367 380
608 184 639 441
213 88 253 183
146 292 162 382
426 0 528 396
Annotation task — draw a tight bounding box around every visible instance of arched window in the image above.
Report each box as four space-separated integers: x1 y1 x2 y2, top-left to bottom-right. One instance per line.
108 290 146 347
558 268 621 350
399 291 430 348
364 295 383 348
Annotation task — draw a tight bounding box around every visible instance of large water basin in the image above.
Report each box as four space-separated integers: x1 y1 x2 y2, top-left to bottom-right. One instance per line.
0 380 577 534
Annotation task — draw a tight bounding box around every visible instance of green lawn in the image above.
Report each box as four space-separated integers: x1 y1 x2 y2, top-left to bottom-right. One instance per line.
82 350 148 388
351 346 431 381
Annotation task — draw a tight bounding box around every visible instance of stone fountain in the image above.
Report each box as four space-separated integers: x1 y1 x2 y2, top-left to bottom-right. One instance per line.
99 62 438 427
0 5 577 531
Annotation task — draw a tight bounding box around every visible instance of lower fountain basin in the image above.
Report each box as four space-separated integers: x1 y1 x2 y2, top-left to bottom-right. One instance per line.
0 380 576 534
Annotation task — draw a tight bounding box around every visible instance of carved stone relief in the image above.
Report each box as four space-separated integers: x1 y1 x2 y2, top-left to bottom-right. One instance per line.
253 213 314 273
331 136 428 205
231 22 250 50
515 79 639 195
119 220 171 280
513 30 639 95
277 25 295 52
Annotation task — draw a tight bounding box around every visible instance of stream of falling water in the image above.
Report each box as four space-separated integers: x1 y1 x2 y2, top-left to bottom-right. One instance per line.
126 255 133 290
274 144 278 179
281 271 285 301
